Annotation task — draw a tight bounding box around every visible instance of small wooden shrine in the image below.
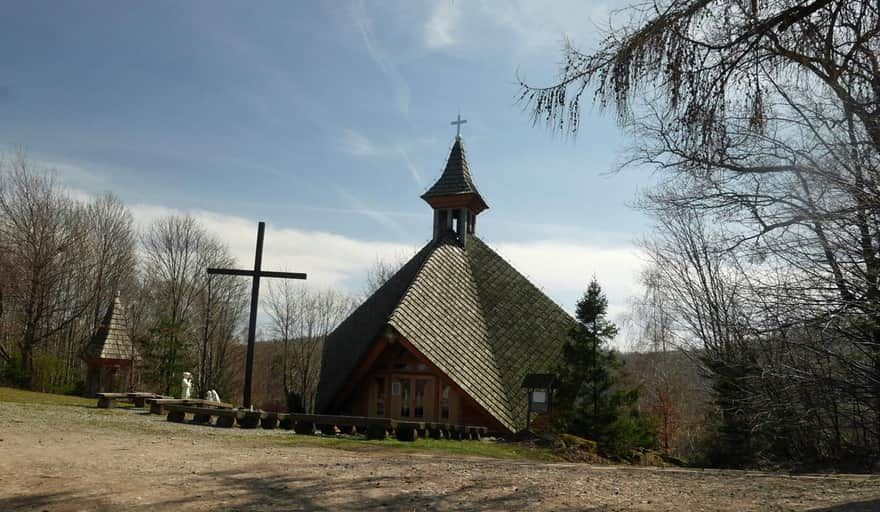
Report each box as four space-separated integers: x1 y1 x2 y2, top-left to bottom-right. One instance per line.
82 296 138 396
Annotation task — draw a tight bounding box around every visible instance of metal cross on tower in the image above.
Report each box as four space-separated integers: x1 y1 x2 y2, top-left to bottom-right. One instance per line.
207 221 307 409
450 113 467 137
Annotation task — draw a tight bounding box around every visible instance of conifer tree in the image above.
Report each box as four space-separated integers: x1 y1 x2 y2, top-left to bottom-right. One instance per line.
556 278 655 456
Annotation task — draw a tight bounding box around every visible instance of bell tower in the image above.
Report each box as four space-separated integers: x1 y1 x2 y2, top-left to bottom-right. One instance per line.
421 116 488 245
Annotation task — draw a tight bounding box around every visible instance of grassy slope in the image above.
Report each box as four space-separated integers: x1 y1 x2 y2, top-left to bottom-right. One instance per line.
0 387 556 461
0 386 97 407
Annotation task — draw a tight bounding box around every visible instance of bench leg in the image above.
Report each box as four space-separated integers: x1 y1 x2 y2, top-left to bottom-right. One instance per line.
215 415 235 428
193 413 213 424
294 421 316 435
237 412 260 429
132 397 146 408
396 426 419 442
366 424 388 440
318 424 339 435
97 398 114 409
167 411 186 423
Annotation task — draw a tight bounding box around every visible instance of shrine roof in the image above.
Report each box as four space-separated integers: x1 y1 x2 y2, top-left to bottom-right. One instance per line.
421 137 488 210
83 296 138 361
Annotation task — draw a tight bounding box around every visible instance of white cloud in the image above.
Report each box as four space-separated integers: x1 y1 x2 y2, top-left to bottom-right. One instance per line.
492 239 645 320
419 0 617 55
17 153 113 195
128 202 644 320
336 188 407 237
64 186 95 204
339 130 425 188
116 198 648 351
352 0 411 114
128 203 416 290
424 1 460 48
397 147 424 188
340 129 387 157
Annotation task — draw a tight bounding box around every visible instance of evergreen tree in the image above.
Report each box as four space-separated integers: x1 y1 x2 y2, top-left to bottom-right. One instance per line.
556 279 655 456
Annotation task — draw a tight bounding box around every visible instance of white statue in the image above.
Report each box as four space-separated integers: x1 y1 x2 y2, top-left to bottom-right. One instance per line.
181 372 193 400
207 389 220 402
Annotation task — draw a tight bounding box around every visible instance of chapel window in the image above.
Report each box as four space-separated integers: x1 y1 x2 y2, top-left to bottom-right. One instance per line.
414 379 426 418
400 379 410 417
375 377 385 416
440 384 450 420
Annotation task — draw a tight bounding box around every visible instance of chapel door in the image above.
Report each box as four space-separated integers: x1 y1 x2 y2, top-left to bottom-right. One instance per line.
390 375 435 421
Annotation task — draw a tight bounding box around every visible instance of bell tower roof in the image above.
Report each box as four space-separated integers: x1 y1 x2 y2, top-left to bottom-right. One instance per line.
421 136 488 213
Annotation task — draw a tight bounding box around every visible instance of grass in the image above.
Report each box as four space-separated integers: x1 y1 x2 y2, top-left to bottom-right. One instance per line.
0 386 102 407
0 386 557 461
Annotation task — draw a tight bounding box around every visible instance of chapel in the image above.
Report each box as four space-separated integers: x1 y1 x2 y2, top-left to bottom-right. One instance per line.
316 129 578 433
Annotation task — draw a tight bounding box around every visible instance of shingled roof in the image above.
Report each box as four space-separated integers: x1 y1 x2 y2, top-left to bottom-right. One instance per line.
317 235 577 432
421 137 488 211
83 296 138 361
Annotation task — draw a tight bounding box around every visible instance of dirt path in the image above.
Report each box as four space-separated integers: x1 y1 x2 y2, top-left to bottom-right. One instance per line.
1 402 878 511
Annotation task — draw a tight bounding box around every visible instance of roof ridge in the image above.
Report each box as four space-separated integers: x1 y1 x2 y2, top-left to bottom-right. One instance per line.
388 238 447 314
465 235 579 430
469 236 576 321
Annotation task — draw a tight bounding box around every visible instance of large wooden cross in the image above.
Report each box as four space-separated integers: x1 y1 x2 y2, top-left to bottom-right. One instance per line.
207 221 306 409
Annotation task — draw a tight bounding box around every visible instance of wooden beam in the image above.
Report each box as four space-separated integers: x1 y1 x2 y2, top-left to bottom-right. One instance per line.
329 334 391 411
206 268 255 277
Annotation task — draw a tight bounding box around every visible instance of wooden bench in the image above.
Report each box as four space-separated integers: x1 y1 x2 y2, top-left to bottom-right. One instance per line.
161 405 274 429
282 413 396 438
158 405 490 442
127 392 172 408
162 404 241 427
147 398 233 415
97 392 171 409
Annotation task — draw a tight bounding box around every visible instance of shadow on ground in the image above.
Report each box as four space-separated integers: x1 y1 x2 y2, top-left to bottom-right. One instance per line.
806 499 880 512
0 466 601 511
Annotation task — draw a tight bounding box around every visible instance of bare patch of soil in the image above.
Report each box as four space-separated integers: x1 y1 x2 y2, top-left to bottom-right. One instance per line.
1 401 878 511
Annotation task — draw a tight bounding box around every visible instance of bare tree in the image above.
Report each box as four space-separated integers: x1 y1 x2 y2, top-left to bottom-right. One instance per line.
0 154 92 388
195 268 247 398
627 267 692 455
83 193 136 332
520 0 880 469
362 254 407 299
139 214 244 395
266 281 354 413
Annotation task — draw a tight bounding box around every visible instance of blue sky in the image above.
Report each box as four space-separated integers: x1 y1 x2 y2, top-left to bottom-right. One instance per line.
2 1 651 324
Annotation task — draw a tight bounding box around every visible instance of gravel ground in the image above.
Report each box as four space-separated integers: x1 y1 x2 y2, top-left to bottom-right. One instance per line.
1 401 879 511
